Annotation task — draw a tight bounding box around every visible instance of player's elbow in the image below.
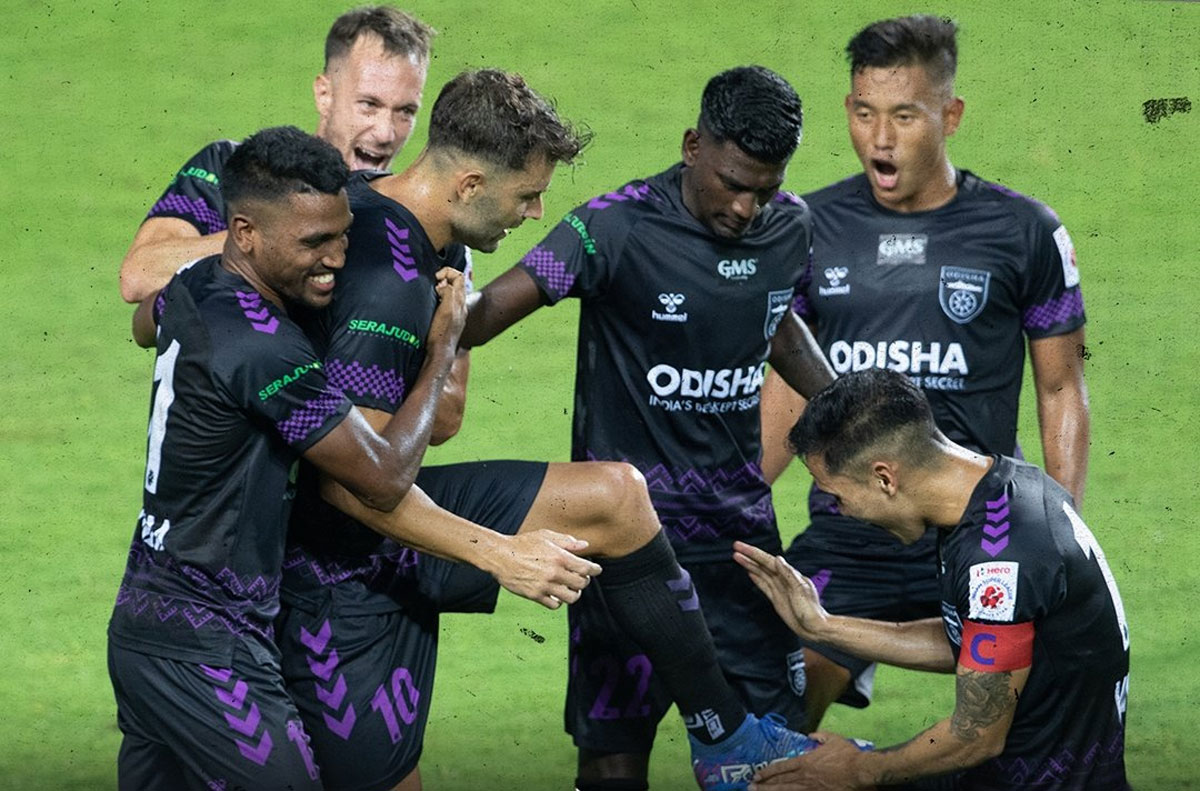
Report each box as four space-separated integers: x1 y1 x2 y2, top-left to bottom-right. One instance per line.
119 257 154 304
429 405 465 446
353 475 414 513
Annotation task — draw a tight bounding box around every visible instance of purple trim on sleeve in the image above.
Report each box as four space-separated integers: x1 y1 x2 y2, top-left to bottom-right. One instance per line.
521 245 576 301
148 194 227 235
325 359 406 406
586 183 653 210
1023 289 1084 331
983 181 1060 224
277 390 348 446
773 190 803 205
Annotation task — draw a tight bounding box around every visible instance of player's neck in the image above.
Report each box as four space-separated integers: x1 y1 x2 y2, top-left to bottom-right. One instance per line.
374 159 454 252
923 443 994 528
220 248 284 310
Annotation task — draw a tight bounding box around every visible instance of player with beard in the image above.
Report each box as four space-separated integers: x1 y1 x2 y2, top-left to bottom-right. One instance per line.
758 15 1090 729
107 126 485 791
277 70 821 791
736 370 1127 791
459 66 835 791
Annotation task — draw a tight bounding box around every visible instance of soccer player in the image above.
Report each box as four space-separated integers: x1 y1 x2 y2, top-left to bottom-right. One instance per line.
276 69 818 791
757 15 1090 727
107 125 491 791
735 369 1128 790
459 66 836 791
118 5 434 305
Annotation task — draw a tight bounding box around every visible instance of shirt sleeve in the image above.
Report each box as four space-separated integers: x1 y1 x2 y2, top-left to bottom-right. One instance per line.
516 203 623 304
1019 201 1085 339
216 301 352 453
144 141 235 236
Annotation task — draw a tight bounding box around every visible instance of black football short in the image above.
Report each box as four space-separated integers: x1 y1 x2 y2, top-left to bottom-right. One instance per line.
784 518 942 708
564 556 807 753
108 637 323 791
278 460 547 790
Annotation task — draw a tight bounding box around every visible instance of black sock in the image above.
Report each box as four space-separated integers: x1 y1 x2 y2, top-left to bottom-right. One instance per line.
594 530 747 744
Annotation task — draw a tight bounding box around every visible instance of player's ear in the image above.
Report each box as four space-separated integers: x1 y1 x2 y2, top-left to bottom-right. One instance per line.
228 214 257 255
455 169 485 204
871 461 899 496
681 128 701 167
944 96 965 138
313 73 333 119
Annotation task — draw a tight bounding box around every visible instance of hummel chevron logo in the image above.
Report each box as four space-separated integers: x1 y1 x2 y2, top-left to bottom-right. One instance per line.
215 680 249 709
236 730 273 766
299 620 332 654
982 492 1011 557
307 648 340 681
586 183 651 210
234 290 278 334
200 665 233 683
323 704 358 740
224 702 262 737
316 675 348 709
385 218 418 282
666 567 700 612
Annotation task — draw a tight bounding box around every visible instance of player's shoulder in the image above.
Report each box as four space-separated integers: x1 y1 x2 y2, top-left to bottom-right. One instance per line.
801 173 873 211
177 138 239 173
571 171 665 225
959 170 1064 232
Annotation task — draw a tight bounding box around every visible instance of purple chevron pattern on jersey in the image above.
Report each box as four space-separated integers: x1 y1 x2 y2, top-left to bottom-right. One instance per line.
277 390 348 446
639 461 768 494
1023 289 1085 331
660 497 776 543
585 182 654 210
282 544 420 589
385 217 418 282
986 727 1127 788
148 193 227 234
521 245 576 300
325 358 406 407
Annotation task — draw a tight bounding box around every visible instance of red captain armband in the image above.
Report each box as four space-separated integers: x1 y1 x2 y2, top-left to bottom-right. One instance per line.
959 620 1035 672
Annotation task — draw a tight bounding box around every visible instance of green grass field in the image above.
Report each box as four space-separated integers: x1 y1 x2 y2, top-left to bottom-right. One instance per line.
2 0 1197 787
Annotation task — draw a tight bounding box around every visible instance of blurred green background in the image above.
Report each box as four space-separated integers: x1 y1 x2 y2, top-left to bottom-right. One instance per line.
1 0 1197 787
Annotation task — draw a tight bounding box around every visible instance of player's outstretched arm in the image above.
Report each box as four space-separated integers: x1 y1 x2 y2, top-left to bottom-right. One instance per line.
120 217 227 304
458 266 544 348
302 268 467 510
759 369 809 484
767 311 835 400
751 663 1028 790
320 480 601 610
734 542 955 672
1029 328 1090 508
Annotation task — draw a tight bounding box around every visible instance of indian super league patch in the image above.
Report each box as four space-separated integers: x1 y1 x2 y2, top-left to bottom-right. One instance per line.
939 266 991 324
786 649 807 697
764 288 794 339
967 561 1020 622
1053 225 1080 287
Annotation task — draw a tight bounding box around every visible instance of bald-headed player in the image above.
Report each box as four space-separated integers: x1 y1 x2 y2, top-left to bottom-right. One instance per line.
758 15 1090 728
737 369 1127 790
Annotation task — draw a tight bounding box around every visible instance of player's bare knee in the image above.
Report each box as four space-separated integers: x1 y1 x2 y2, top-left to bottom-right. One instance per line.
594 462 659 547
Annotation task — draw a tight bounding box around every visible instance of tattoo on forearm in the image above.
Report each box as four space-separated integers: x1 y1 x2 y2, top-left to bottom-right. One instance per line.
951 670 1014 741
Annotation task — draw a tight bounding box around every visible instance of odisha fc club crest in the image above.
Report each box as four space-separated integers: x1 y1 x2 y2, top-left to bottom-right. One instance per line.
764 288 794 339
939 266 991 324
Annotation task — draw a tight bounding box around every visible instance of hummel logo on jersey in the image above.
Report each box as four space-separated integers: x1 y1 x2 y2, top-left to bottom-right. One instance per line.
652 292 688 323
819 266 850 296
717 258 757 280
877 233 928 265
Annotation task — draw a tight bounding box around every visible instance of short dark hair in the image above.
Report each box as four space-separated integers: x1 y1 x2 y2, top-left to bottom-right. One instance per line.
223 126 350 214
846 15 958 89
789 369 939 476
697 66 803 165
427 69 591 170
324 5 435 68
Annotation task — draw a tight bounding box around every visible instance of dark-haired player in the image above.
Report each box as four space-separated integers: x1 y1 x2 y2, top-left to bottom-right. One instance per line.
736 369 1128 790
277 70 818 791
461 66 835 791
107 126 484 791
758 15 1090 727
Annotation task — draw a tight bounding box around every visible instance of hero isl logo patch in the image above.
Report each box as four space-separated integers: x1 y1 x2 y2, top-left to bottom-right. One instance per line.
967 561 1019 622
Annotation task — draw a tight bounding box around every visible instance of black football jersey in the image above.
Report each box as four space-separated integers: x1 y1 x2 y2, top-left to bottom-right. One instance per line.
518 164 812 563
798 171 1085 549
282 173 472 613
938 456 1129 790
108 257 352 664
144 140 237 235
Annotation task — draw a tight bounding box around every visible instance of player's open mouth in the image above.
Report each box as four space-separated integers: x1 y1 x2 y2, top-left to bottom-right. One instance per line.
872 159 899 190
309 272 335 292
352 147 389 170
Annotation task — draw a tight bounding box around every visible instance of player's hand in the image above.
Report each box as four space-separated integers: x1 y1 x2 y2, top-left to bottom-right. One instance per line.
733 540 828 640
750 733 875 790
428 267 468 356
491 530 602 610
